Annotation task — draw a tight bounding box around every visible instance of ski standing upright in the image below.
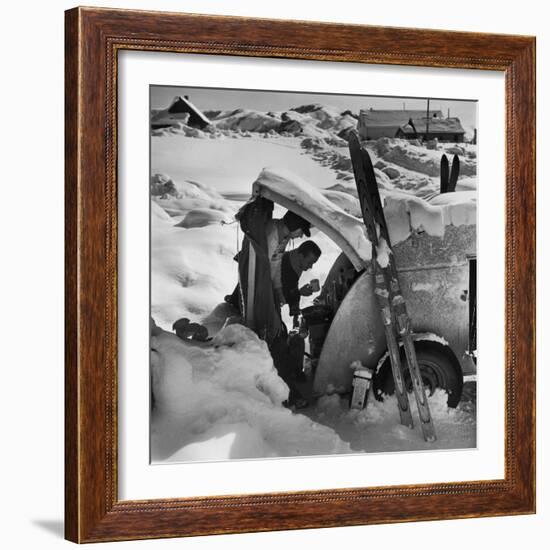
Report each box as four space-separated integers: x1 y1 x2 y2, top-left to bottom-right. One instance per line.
348 131 436 442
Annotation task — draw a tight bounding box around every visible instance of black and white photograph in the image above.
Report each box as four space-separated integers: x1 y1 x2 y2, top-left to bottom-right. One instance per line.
3 0 544 547
149 85 478 463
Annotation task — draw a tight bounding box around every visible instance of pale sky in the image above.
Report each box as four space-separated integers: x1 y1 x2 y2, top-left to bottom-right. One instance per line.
151 85 477 130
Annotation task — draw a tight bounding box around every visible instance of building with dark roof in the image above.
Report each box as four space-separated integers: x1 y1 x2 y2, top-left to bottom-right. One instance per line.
151 96 211 129
396 116 465 142
357 108 466 142
357 109 443 140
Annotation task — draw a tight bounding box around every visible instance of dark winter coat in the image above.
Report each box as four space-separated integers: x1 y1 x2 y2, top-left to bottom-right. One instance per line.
281 252 301 317
235 197 283 345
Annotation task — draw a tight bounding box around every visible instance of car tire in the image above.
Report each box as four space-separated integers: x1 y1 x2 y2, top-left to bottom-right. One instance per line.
373 342 464 408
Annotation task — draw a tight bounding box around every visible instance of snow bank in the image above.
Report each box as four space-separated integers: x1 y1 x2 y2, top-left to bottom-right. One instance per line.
383 144 441 177
152 135 340 195
152 121 212 138
150 174 240 329
151 173 180 197
213 108 282 133
185 103 354 140
154 195 231 218
152 217 239 329
175 208 231 228
151 324 351 461
152 103 478 204
383 191 476 244
151 200 173 225
312 389 475 453
372 138 477 178
298 132 476 199
428 190 477 206
291 104 357 134
175 178 224 201
151 173 230 216
280 110 332 138
454 177 478 192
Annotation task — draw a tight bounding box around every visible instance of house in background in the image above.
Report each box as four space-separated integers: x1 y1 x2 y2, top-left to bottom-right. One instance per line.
151 96 211 129
396 116 466 142
357 108 466 142
357 109 443 140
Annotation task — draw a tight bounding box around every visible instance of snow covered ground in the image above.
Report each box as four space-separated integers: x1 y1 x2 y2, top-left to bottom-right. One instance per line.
152 135 340 195
307 387 476 454
151 323 350 461
150 98 478 462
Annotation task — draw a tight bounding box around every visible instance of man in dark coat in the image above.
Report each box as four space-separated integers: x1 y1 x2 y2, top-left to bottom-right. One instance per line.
276 241 322 407
226 201 311 344
233 197 281 344
230 199 319 408
280 241 322 321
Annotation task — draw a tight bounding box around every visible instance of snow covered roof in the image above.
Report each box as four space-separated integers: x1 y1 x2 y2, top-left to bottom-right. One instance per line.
252 168 372 270
399 117 465 135
151 96 211 128
359 109 443 127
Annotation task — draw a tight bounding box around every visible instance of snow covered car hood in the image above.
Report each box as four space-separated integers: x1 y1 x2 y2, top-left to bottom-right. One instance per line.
252 167 372 270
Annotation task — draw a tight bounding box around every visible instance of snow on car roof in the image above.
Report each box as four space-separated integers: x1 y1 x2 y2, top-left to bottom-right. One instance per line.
253 168 372 270
382 190 477 244
253 167 477 269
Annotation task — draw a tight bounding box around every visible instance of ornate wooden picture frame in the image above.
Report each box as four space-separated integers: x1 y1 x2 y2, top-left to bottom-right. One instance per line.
65 6 535 543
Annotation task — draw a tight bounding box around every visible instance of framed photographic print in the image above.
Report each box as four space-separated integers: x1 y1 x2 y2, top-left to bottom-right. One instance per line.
65 6 536 543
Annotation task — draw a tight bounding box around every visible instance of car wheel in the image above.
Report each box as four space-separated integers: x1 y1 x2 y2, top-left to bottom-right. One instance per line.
373 343 463 408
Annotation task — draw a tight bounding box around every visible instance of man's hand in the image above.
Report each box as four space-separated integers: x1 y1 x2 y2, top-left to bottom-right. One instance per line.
299 284 313 297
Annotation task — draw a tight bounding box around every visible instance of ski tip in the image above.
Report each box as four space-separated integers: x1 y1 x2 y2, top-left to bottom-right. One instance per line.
347 129 360 147
448 154 460 193
451 154 460 172
440 155 449 189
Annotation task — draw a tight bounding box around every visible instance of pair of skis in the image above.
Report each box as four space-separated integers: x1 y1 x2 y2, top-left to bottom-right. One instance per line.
348 132 436 442
440 153 460 194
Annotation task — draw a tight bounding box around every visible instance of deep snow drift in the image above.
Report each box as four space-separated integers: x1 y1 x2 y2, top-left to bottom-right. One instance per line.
151 323 351 462
150 99 478 461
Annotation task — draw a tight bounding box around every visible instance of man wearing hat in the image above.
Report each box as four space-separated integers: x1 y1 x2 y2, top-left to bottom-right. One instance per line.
267 211 312 307
225 209 312 310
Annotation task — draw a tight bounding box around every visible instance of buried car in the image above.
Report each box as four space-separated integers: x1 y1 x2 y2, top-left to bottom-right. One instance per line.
243 166 476 407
